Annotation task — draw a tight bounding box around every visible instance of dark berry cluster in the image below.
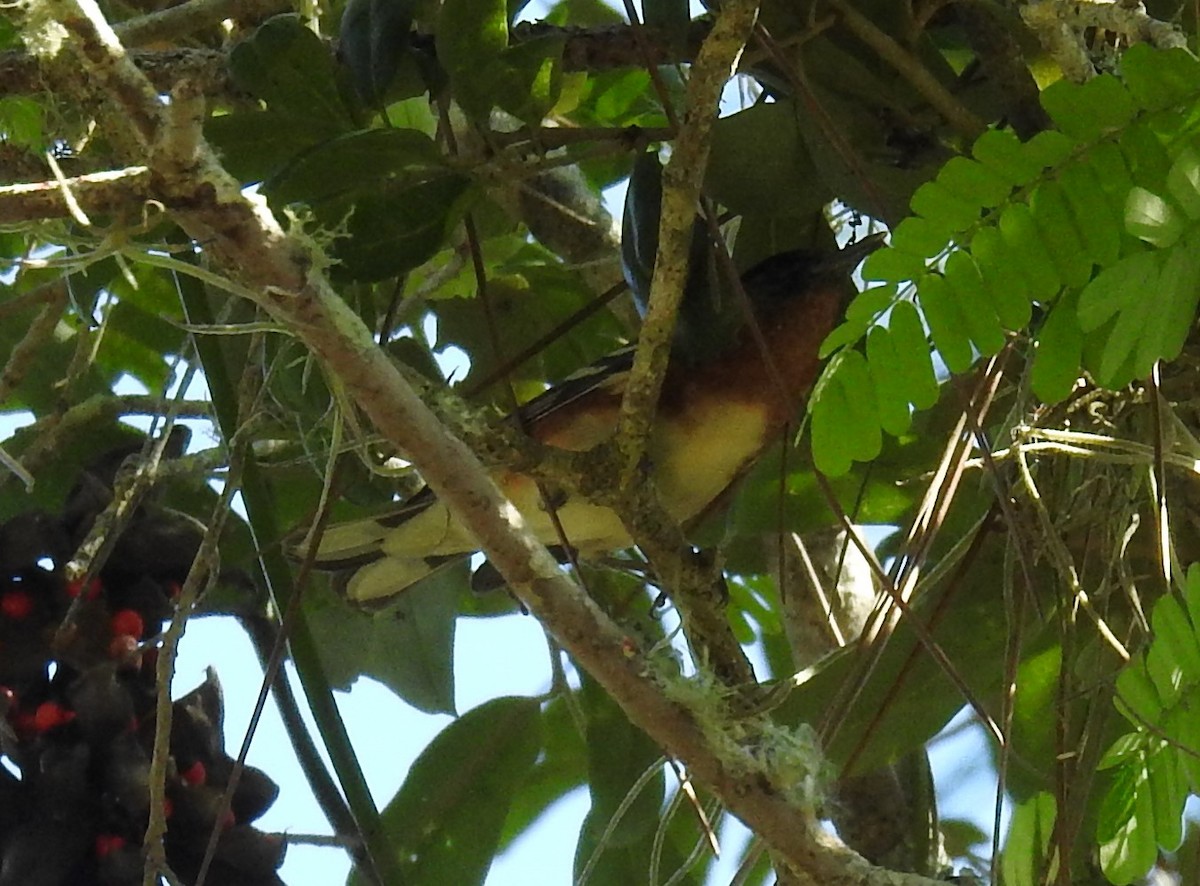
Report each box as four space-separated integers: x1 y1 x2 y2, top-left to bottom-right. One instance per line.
0 440 287 885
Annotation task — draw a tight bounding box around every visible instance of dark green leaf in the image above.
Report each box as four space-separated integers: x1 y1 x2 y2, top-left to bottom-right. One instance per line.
229 15 355 125
206 111 350 183
338 0 420 105
264 127 444 205
355 696 541 884
337 173 475 281
304 568 460 714
575 676 666 885
706 101 823 217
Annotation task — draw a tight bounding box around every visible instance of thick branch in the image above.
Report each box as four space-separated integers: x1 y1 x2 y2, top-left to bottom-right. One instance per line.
0 166 151 223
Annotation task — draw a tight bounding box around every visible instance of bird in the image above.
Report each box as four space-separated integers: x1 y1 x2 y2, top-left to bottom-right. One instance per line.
298 235 883 606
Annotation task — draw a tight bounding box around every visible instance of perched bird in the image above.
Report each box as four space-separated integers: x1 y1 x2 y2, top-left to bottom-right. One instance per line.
301 236 882 605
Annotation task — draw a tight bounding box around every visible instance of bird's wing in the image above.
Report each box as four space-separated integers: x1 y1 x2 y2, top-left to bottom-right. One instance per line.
301 347 635 584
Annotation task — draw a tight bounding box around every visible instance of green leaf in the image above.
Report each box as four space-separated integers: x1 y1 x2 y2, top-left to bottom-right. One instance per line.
835 349 883 463
1031 180 1092 288
229 15 355 125
818 316 870 358
1024 129 1076 170
1031 291 1083 403
917 272 973 373
355 696 542 884
1077 250 1156 332
1097 753 1158 884
1122 122 1172 191
972 128 1045 187
1120 44 1200 111
437 0 509 118
943 250 1005 356
910 179 979 233
887 300 939 409
936 156 1012 209
338 0 422 105
1148 741 1187 852
1186 563 1200 634
498 36 565 124
860 247 927 284
1059 161 1122 267
1167 146 1200 220
1041 73 1136 142
1097 282 1150 385
264 127 444 205
1150 230 1200 364
1155 592 1200 678
706 101 823 217
337 173 475 281
1116 661 1163 727
1099 732 1146 769
866 325 912 436
968 225 1031 330
844 285 897 325
1001 792 1056 886
305 567 460 714
998 202 1061 301
0 96 44 150
206 110 350 183
888 216 950 260
577 676 664 872
810 363 854 477
1126 186 1185 247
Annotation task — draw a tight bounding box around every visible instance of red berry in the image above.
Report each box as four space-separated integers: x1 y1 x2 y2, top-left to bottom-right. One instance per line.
162 798 174 819
66 577 102 600
94 834 126 857
109 609 145 639
0 591 33 620
33 701 75 732
181 761 206 786
167 581 182 599
220 808 235 830
12 709 36 737
108 634 141 665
